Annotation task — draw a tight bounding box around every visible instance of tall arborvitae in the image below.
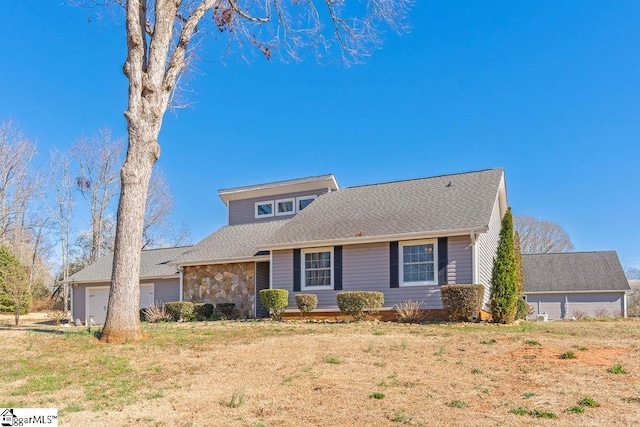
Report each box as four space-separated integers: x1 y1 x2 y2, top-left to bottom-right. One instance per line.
490 207 518 323
514 231 524 295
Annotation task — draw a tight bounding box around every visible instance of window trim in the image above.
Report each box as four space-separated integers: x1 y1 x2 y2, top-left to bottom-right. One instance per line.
399 239 438 287
275 197 295 216
254 200 274 218
296 195 318 212
301 247 334 291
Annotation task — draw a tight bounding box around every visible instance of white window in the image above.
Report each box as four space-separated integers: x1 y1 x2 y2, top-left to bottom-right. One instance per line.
296 195 317 212
302 248 333 290
400 239 437 286
275 198 295 216
255 201 274 218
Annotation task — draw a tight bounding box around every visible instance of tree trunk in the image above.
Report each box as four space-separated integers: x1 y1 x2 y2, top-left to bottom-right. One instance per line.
14 300 19 326
100 131 158 342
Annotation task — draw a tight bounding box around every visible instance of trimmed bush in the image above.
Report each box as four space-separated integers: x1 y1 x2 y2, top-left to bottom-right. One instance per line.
193 303 214 320
295 294 318 318
440 284 484 321
259 289 289 320
216 303 236 319
164 301 194 321
336 291 384 321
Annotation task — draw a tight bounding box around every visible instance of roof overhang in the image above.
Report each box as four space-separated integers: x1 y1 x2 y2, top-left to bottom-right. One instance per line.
175 255 271 267
218 174 339 206
258 227 489 251
64 274 180 286
524 289 629 295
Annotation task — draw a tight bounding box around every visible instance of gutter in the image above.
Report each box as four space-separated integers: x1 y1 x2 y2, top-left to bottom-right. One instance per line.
258 227 489 251
174 255 271 268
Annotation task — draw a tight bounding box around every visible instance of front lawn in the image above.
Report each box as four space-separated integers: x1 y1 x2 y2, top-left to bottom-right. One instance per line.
1 318 639 426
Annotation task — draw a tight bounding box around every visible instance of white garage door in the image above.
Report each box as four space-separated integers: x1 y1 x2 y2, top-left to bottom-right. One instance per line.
86 285 155 325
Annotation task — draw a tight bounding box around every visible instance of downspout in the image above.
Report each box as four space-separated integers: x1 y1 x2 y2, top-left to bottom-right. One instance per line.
624 292 628 318
178 267 184 302
470 231 478 284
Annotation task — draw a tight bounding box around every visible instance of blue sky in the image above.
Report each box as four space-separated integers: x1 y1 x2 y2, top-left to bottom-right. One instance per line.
1 1 639 269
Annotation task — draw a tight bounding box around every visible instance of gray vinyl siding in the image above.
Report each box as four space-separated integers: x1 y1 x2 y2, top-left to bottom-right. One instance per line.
476 195 502 308
272 239 473 311
152 279 180 304
72 285 87 322
447 236 472 284
255 262 270 318
526 292 625 320
228 189 329 226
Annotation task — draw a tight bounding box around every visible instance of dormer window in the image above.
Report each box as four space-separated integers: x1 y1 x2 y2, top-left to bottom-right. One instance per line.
297 195 317 211
275 198 295 216
255 201 274 218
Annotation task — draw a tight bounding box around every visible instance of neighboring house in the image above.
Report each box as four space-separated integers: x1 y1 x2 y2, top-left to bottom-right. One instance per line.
523 251 630 320
67 169 509 321
66 246 190 324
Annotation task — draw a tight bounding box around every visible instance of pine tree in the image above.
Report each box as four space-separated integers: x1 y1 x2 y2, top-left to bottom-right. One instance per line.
514 231 524 295
490 208 518 323
0 245 30 325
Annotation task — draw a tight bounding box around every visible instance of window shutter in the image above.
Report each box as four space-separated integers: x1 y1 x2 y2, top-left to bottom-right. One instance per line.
390 241 399 288
293 249 301 292
334 246 343 290
438 237 448 285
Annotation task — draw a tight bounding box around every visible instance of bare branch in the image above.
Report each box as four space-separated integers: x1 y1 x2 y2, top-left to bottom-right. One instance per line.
514 215 575 254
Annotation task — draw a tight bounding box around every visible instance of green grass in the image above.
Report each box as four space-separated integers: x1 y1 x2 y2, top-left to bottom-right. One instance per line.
480 339 496 345
227 390 245 408
471 368 483 374
325 357 341 364
446 400 467 408
578 396 600 407
522 392 536 399
559 351 577 359
369 392 385 399
567 405 585 414
10 373 66 396
524 339 541 346
511 407 529 415
390 412 411 423
607 364 628 374
512 407 557 419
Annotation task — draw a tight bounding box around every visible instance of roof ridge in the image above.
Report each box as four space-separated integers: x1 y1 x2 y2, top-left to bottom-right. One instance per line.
141 245 193 252
344 168 503 190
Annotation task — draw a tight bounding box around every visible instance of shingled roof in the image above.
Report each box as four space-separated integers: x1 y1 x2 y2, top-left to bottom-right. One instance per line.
177 220 291 265
65 246 191 284
523 251 630 293
262 169 505 248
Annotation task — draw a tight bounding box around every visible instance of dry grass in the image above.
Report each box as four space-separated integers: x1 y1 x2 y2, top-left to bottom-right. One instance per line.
1 313 640 426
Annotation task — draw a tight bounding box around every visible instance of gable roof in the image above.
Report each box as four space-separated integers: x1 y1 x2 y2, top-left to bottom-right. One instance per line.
523 251 630 293
65 246 191 284
176 220 291 265
261 169 505 248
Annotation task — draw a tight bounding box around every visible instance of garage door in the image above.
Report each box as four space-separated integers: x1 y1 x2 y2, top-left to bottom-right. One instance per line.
86 285 155 325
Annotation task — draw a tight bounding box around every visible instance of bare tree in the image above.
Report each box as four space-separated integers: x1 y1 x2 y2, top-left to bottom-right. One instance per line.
49 150 76 310
514 215 574 254
0 121 37 244
143 169 190 249
72 130 123 264
88 0 410 342
626 267 640 280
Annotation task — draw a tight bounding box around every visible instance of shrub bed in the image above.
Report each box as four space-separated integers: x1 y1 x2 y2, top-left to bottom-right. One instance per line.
259 289 289 320
295 294 318 318
164 301 194 321
194 303 214 320
336 291 384 321
216 303 236 319
440 284 484 321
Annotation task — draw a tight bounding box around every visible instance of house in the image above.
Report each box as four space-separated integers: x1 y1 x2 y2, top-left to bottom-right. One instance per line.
66 246 189 325
68 169 508 321
522 251 630 319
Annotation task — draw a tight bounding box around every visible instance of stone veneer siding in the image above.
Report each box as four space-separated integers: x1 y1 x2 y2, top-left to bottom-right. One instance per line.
183 263 255 318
